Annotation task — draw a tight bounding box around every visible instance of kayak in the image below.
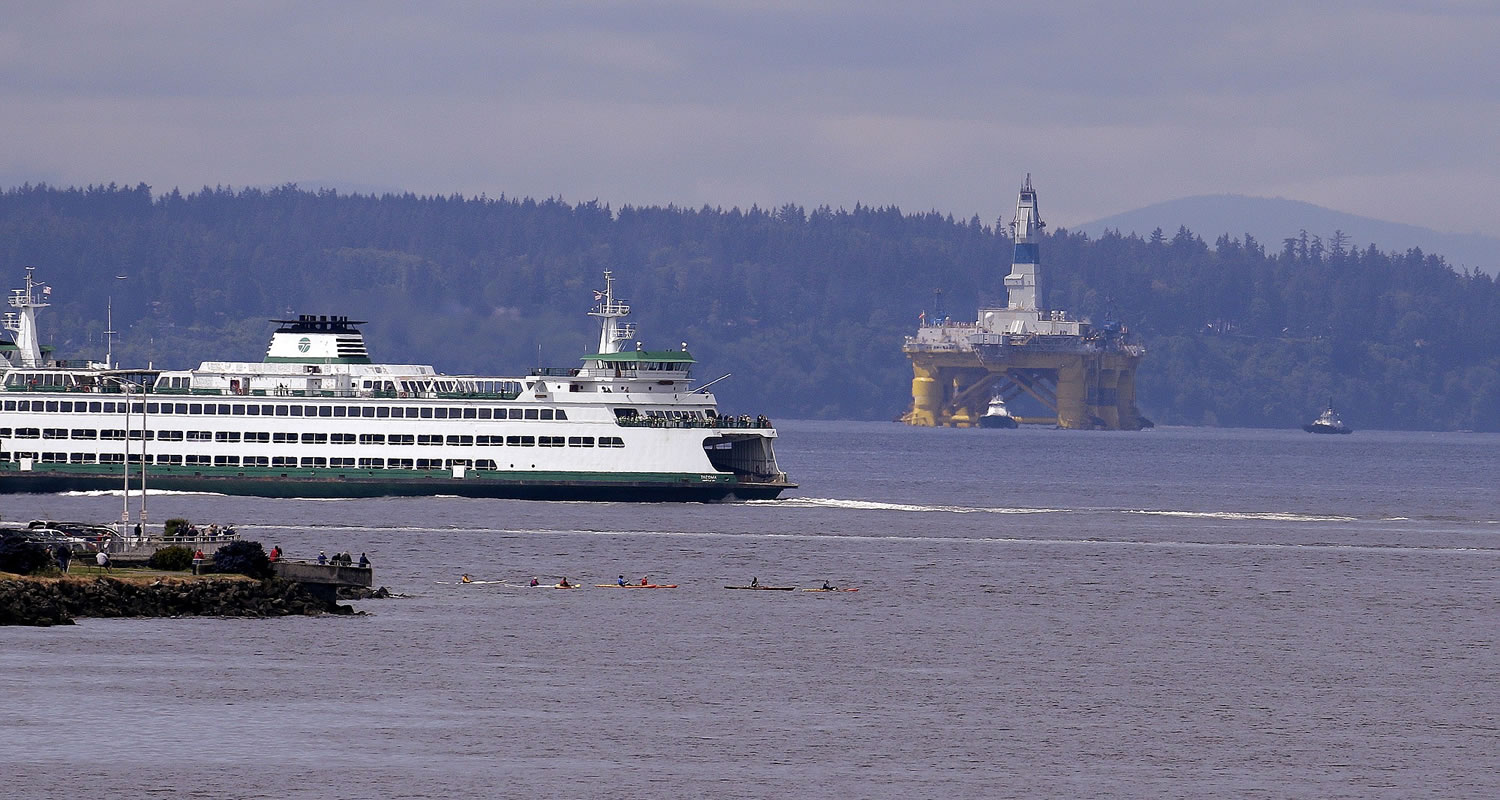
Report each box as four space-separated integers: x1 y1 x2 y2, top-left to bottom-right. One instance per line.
725 586 795 591
802 587 859 592
594 584 678 589
551 584 581 589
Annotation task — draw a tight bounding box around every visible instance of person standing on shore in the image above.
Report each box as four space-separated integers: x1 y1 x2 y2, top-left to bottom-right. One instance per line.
317 550 327 565
96 551 111 572
358 553 370 568
55 545 71 573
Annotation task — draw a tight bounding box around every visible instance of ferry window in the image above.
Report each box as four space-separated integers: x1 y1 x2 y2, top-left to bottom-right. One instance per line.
463 408 477 419
214 456 240 467
447 435 474 446
15 401 30 412
376 407 390 418
131 403 144 415
289 406 303 417
1 401 13 411
144 403 157 414
568 436 594 447
420 407 433 419
333 406 346 418
506 435 535 447
127 430 155 441
272 457 295 468
203 404 216 415
246 456 269 467
331 433 355 444
444 459 472 469
524 409 539 420
273 432 296 443
475 459 497 470
260 404 273 415
215 404 228 414
434 408 448 419
60 402 73 412
450 408 463 418
389 458 413 469
330 457 355 468
46 401 59 412
43 428 67 439
478 408 491 419
158 431 184 441
187 403 200 414
275 405 289 416
508 409 523 420
613 408 637 419
301 457 327 468
554 410 567 420
71 429 98 439
215 432 241 443
318 406 332 417
0 427 9 436
232 404 246 415
539 409 554 420
97 429 123 440
361 407 375 418
418 435 441 446
187 430 212 441
158 403 174 415
246 405 259 416
359 434 385 445
358 458 384 468
389 434 414 445
246 432 270 443
185 455 208 466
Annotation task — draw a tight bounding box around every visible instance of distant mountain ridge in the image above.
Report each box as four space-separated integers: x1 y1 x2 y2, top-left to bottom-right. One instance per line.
1075 195 1498 276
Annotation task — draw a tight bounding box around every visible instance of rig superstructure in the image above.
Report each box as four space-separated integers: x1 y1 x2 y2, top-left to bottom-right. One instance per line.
901 176 1148 430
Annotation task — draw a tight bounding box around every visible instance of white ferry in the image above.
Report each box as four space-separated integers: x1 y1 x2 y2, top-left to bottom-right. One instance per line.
0 269 793 501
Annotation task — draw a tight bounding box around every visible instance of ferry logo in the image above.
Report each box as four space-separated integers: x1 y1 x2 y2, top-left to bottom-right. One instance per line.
298 337 311 353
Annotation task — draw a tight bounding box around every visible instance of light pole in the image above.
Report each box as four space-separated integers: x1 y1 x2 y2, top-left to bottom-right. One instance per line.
98 375 148 542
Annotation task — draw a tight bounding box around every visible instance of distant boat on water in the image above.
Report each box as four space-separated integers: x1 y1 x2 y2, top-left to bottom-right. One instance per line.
1303 400 1353 435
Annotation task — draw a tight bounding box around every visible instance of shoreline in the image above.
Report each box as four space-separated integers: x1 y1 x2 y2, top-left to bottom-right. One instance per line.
0 571 361 626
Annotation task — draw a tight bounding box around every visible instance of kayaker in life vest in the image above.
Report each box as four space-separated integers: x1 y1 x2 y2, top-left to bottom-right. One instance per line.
559 577 571 588
529 577 539 586
617 575 626 586
640 575 649 586
822 580 833 590
460 574 473 584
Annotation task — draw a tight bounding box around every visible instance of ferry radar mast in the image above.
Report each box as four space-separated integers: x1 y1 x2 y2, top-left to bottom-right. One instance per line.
588 270 636 354
3 266 50 368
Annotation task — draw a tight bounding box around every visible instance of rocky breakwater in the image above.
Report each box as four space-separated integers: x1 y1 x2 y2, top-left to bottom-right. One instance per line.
0 576 353 627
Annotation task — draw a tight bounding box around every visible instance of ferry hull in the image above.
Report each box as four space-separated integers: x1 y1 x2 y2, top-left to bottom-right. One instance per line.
0 467 793 502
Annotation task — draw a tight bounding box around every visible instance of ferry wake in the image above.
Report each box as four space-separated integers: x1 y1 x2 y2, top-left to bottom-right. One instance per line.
0 269 793 501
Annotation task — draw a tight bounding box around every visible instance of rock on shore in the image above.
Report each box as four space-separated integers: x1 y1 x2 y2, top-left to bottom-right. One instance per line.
0 577 351 627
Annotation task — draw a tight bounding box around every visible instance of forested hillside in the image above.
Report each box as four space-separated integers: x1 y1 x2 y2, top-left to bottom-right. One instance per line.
2 183 1497 430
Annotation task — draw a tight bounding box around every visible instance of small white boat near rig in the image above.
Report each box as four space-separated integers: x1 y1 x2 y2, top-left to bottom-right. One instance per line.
0 268 793 501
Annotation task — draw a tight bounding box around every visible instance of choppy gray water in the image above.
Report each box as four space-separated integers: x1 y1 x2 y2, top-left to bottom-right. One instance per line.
4 422 1498 798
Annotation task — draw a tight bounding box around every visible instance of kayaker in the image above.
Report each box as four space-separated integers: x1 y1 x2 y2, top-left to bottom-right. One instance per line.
529 576 539 586
750 577 759 588
559 577 571 588
640 575 649 586
460 574 473 584
821 580 833 590
617 575 627 586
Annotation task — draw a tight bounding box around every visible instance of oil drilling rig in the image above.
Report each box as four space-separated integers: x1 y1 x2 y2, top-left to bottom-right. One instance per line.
901 176 1148 430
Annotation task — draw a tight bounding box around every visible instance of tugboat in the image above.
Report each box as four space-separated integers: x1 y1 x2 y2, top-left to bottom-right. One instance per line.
978 393 1019 429
1303 400 1353 434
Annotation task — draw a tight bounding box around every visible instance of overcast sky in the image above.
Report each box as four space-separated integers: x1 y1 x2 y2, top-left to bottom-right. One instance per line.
2 1 1496 234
